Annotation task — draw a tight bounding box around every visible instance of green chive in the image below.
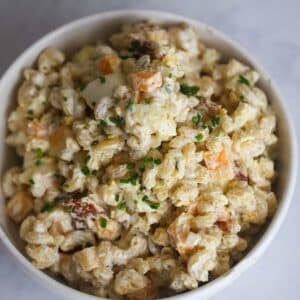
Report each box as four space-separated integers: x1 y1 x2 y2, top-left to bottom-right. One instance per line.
84 155 91 164
143 98 151 104
99 75 106 83
81 166 90 176
79 81 86 91
92 101 96 107
127 162 135 169
100 217 107 228
195 133 203 142
99 119 108 128
115 194 120 202
118 202 126 210
211 116 220 127
109 116 124 126
41 202 55 213
192 113 202 126
143 157 154 163
240 94 246 102
91 140 98 146
153 158 161 165
142 195 160 209
175 158 180 170
36 148 44 159
64 207 72 213
27 109 34 115
63 96 68 102
196 95 203 101
91 170 97 175
35 159 41 166
180 84 199 97
29 179 35 185
238 75 250 86
126 100 134 111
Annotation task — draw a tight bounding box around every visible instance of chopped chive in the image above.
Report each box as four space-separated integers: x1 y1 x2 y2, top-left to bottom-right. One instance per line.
153 158 161 165
41 202 55 213
127 162 136 169
84 155 91 164
195 133 203 142
192 113 202 126
143 98 151 104
36 85 41 91
126 100 134 111
143 157 154 163
211 116 220 127
91 140 98 146
100 217 107 228
142 195 160 209
27 109 34 115
99 75 106 83
139 164 145 172
36 148 44 159
64 207 72 213
240 94 246 102
99 119 108 128
63 96 68 102
109 116 124 126
79 81 86 91
238 75 250 86
63 183 69 188
180 84 199 97
35 159 41 166
115 194 120 202
92 101 96 107
81 166 90 176
195 95 203 101
29 179 35 185
91 169 97 175
118 202 126 210
168 73 172 78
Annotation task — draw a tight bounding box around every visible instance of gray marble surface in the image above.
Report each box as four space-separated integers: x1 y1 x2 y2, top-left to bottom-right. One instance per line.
0 0 299 299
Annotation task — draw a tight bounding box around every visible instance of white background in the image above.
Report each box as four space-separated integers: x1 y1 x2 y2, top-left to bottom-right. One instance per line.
0 0 299 299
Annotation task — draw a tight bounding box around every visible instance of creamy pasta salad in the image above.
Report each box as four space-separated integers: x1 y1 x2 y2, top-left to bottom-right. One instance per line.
3 22 278 299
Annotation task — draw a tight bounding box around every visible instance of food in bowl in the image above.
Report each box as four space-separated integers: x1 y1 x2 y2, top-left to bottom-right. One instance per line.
2 21 278 299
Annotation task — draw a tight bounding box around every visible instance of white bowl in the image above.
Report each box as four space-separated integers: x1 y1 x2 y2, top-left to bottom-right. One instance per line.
0 9 297 300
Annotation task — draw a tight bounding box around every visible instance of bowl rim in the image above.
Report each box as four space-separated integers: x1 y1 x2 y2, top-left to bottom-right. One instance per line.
0 9 298 300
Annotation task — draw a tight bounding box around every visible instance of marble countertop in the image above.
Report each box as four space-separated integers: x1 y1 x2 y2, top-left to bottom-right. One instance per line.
0 0 299 299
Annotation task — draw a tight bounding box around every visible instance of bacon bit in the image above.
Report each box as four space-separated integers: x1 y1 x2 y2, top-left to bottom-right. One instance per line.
236 171 248 182
204 148 230 170
131 70 162 92
96 55 118 75
128 39 157 59
216 220 230 232
57 192 101 220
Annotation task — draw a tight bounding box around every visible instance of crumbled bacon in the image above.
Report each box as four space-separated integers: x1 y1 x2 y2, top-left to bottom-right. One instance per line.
128 39 157 59
57 192 101 220
235 171 249 183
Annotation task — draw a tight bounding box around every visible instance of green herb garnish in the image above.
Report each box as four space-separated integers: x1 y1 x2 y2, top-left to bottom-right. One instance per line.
109 116 124 126
126 100 134 111
192 113 202 126
79 81 86 91
180 84 199 97
81 166 90 176
211 116 220 127
153 158 161 165
115 194 120 202
195 133 203 142
99 119 108 128
84 155 91 164
100 217 107 228
238 75 250 86
29 179 35 185
127 162 136 169
118 202 127 210
99 75 106 83
142 195 160 209
41 202 55 213
143 157 154 163
64 207 72 213
27 109 34 115
120 172 138 185
91 140 98 146
196 95 203 101
63 96 68 102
